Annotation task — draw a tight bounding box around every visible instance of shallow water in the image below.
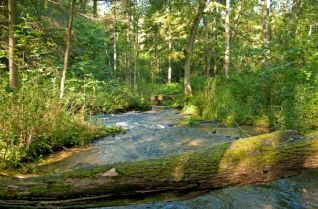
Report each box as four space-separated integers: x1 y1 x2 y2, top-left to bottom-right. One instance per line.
37 107 318 209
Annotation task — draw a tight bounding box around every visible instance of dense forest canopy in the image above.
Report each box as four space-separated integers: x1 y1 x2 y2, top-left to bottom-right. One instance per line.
0 0 317 169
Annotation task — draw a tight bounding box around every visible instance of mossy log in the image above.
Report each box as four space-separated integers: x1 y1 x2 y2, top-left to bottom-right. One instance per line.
1 130 318 208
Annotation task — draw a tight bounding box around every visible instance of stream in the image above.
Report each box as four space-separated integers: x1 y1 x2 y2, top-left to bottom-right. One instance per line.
37 107 318 209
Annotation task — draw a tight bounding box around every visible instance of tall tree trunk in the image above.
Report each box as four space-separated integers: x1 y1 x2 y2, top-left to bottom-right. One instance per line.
261 0 270 62
224 0 230 78
8 0 18 89
104 42 111 68
167 0 172 83
132 3 139 93
93 0 97 17
59 0 75 99
184 0 207 96
113 5 118 78
211 12 218 76
113 31 118 78
203 16 210 77
125 27 131 84
168 35 172 83
133 32 139 93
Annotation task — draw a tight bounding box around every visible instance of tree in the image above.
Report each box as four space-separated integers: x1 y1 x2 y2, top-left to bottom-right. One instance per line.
93 0 97 17
8 0 18 89
224 0 230 78
184 0 207 96
113 3 118 77
167 0 173 83
60 0 75 99
203 15 211 77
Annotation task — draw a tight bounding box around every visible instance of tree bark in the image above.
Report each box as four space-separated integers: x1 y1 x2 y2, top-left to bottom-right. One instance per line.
8 0 18 89
125 27 131 84
1 131 318 208
132 3 139 93
93 0 97 17
184 0 207 96
113 31 118 78
167 0 172 83
168 35 172 83
59 0 75 99
211 12 218 76
203 16 210 77
224 0 230 78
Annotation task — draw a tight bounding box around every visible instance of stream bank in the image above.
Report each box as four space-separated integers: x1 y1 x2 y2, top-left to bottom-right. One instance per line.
28 107 318 209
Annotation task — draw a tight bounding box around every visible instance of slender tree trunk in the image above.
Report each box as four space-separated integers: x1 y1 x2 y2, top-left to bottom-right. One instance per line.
60 0 75 99
168 35 172 83
132 4 139 93
261 0 270 62
104 41 112 68
125 27 131 84
8 0 18 89
211 13 218 76
93 0 97 17
184 0 207 96
224 0 230 78
133 32 138 92
167 0 172 83
308 25 312 37
203 16 210 77
113 31 118 78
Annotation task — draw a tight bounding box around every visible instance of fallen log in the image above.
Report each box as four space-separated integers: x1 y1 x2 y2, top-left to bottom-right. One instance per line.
150 95 176 105
0 130 318 208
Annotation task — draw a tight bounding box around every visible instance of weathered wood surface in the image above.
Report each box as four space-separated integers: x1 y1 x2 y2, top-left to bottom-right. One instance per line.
150 95 176 105
0 130 318 208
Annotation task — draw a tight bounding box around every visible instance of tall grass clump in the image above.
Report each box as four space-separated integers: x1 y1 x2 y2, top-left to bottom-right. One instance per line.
188 64 318 133
0 75 115 168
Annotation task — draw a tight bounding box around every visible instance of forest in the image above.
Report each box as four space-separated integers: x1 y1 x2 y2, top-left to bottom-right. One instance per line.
0 0 318 208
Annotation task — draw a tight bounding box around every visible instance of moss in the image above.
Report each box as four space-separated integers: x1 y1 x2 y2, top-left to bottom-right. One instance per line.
1 130 317 208
63 131 305 181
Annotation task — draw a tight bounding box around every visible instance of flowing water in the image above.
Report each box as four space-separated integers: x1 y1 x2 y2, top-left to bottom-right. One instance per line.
37 107 318 209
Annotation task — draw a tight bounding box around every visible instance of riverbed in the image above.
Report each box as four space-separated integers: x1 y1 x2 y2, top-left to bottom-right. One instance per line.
37 107 318 209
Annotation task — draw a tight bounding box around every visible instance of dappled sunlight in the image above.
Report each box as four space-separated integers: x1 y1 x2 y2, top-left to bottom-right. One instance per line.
217 131 299 172
172 153 190 181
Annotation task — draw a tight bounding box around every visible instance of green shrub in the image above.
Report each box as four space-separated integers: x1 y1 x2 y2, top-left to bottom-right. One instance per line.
0 74 125 169
189 63 318 133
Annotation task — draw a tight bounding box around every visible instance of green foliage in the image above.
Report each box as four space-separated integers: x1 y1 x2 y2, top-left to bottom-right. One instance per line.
0 74 116 169
189 63 318 132
63 78 148 114
151 82 183 96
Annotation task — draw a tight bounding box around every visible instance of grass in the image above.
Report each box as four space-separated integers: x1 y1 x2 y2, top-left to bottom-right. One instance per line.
0 75 130 169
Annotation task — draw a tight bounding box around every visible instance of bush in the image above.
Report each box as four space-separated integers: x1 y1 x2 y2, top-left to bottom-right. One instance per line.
189 63 318 133
0 74 124 169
